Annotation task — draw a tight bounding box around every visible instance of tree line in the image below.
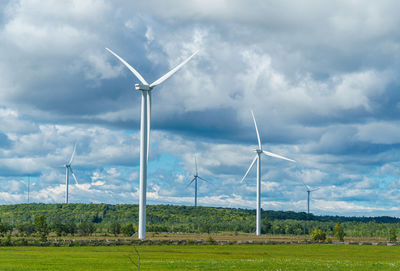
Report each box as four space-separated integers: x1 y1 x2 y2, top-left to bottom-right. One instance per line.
0 203 399 240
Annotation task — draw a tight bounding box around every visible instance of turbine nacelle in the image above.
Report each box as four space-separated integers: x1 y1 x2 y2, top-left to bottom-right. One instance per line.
254 149 263 154
135 84 152 91
302 182 320 193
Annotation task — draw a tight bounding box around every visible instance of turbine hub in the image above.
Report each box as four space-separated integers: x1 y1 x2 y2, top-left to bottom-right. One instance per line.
135 84 152 91
255 149 262 154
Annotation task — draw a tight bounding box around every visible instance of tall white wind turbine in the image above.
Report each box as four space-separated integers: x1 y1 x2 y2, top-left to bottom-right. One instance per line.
302 182 320 214
64 144 79 204
241 111 295 235
187 156 209 207
106 47 198 239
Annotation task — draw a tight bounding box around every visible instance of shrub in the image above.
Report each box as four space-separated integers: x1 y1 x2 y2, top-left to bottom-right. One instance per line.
200 223 211 234
0 222 12 237
65 222 77 236
17 223 35 236
389 228 397 242
52 221 66 237
13 238 28 246
34 215 48 242
261 222 272 234
334 223 345 242
78 222 96 236
2 234 12 246
207 235 216 244
121 224 136 237
110 222 121 236
311 228 326 242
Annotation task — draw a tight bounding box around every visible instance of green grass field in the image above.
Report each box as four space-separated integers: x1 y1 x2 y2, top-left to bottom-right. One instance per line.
0 244 399 270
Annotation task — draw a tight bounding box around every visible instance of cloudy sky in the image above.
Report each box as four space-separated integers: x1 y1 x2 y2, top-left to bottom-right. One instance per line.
1 0 400 216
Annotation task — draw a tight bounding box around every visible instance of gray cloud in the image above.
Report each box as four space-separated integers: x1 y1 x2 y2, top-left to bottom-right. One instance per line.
0 0 399 216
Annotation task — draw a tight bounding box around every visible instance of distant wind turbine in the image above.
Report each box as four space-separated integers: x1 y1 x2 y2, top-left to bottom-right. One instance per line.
63 143 79 204
27 176 30 203
302 182 320 214
241 110 295 236
187 156 209 207
106 47 198 239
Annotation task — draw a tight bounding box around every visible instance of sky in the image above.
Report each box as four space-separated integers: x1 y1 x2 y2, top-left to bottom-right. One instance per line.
1 0 400 217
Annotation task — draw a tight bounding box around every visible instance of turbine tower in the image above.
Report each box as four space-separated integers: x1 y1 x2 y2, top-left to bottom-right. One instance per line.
241 110 295 235
64 144 79 204
302 182 320 214
187 156 209 207
106 47 198 239
27 176 30 203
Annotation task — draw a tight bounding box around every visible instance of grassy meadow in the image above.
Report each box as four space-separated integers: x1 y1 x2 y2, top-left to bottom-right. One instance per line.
0 244 400 270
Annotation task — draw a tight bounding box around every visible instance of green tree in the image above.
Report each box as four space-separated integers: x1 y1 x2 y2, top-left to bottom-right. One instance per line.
78 222 87 236
78 222 96 236
121 224 136 236
34 215 48 241
334 223 345 242
261 222 272 234
110 222 121 236
199 223 211 234
311 228 326 242
91 213 102 223
65 222 77 236
17 223 35 236
52 221 66 237
2 234 11 246
88 222 96 235
0 223 7 237
0 220 12 237
389 228 397 242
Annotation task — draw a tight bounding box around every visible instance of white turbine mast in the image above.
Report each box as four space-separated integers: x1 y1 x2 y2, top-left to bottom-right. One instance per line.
187 155 210 207
241 110 295 236
64 143 79 204
106 47 198 240
302 182 320 214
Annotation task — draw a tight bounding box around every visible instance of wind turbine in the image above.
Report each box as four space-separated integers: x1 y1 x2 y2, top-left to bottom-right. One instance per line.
302 182 320 214
241 110 295 236
187 156 209 207
106 47 198 239
64 144 79 204
27 176 30 203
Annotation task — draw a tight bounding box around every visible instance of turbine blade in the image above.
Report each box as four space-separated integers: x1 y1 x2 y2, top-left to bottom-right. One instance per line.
262 150 295 163
251 110 262 149
301 181 310 190
241 155 258 183
186 177 196 188
146 91 151 162
70 168 79 185
311 187 320 192
198 176 210 183
149 50 199 87
68 143 77 165
105 47 148 85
